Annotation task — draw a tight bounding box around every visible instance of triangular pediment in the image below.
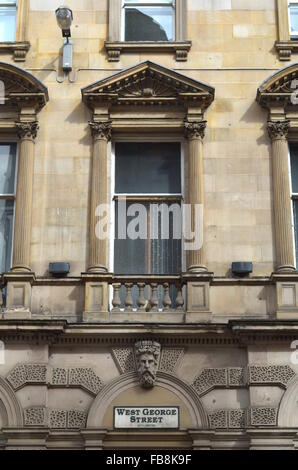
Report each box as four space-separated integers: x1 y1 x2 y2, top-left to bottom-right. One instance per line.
82 61 214 108
0 62 49 110
257 63 298 107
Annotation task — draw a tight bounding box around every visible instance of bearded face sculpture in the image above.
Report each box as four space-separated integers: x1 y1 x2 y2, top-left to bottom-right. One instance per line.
134 341 161 388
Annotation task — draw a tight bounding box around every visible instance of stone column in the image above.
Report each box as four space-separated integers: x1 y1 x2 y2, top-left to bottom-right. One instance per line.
185 120 207 273
11 121 39 272
88 121 112 273
268 120 295 272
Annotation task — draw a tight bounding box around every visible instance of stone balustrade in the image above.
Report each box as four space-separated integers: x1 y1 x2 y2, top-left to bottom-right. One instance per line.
110 276 185 313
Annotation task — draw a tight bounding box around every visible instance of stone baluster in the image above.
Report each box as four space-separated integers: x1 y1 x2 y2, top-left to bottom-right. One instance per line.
149 283 159 312
163 283 172 311
175 284 184 311
124 283 133 312
137 283 146 311
111 283 121 312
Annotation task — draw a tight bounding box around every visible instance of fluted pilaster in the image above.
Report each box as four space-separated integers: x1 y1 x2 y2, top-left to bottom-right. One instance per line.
11 121 39 272
185 120 207 272
268 120 295 272
88 121 112 273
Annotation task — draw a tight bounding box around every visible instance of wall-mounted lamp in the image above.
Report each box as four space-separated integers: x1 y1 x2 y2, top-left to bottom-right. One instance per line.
55 6 73 72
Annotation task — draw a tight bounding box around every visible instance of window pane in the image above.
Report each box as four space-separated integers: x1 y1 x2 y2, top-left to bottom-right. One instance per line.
293 200 298 269
150 203 182 275
0 143 17 194
125 1 172 3
125 6 174 41
0 7 17 42
115 142 181 194
114 201 148 274
0 199 14 273
114 201 182 275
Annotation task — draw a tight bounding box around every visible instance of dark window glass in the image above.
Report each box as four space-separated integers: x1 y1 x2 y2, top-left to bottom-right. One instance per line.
0 143 17 195
115 142 181 194
114 201 181 275
0 200 14 273
124 6 174 41
293 200 298 269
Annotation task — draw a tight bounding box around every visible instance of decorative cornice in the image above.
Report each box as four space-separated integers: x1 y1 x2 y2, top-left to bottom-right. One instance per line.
89 121 112 141
184 120 207 140
82 61 215 109
257 63 298 108
267 120 290 141
15 121 39 140
104 41 192 63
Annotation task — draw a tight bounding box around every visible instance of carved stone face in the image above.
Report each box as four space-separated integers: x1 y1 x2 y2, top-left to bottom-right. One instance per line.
135 341 161 388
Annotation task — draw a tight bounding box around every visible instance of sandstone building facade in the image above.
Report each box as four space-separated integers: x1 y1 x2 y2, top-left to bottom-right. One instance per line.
1 0 298 450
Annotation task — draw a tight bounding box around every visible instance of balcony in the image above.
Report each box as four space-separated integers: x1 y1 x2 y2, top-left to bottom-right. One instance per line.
110 275 185 314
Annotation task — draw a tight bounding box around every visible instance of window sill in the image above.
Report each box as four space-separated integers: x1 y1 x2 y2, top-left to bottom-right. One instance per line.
104 41 192 62
275 40 298 61
0 41 30 62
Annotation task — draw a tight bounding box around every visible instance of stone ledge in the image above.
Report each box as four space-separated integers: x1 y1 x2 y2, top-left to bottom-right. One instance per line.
0 41 30 62
104 41 192 62
275 40 298 61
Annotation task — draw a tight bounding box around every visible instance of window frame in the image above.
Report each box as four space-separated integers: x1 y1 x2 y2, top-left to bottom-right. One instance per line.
121 0 176 42
0 140 18 273
0 1 18 42
106 0 191 62
110 136 186 275
0 0 30 62
288 1 298 39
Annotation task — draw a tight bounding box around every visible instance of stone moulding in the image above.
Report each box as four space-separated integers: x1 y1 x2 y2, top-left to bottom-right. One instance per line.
256 62 298 109
0 42 30 62
24 407 87 429
81 60 215 110
275 41 298 61
0 61 49 113
6 364 103 396
104 41 192 62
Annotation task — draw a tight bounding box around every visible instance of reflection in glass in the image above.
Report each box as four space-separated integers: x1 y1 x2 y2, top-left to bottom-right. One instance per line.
0 200 14 273
0 144 17 195
290 5 298 37
115 142 181 194
0 4 17 42
125 6 174 41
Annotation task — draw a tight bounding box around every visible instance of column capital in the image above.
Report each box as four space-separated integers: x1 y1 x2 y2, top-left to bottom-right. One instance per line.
184 120 207 140
89 120 112 141
267 120 290 141
15 121 39 140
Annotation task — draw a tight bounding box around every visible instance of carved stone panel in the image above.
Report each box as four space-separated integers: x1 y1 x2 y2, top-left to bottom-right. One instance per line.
112 348 136 374
7 364 47 390
248 365 295 388
192 368 228 396
68 368 103 396
159 348 184 374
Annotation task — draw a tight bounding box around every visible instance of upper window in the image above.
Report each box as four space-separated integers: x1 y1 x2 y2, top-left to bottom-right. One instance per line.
122 0 175 41
289 1 298 39
0 1 17 42
114 141 182 276
0 143 16 273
